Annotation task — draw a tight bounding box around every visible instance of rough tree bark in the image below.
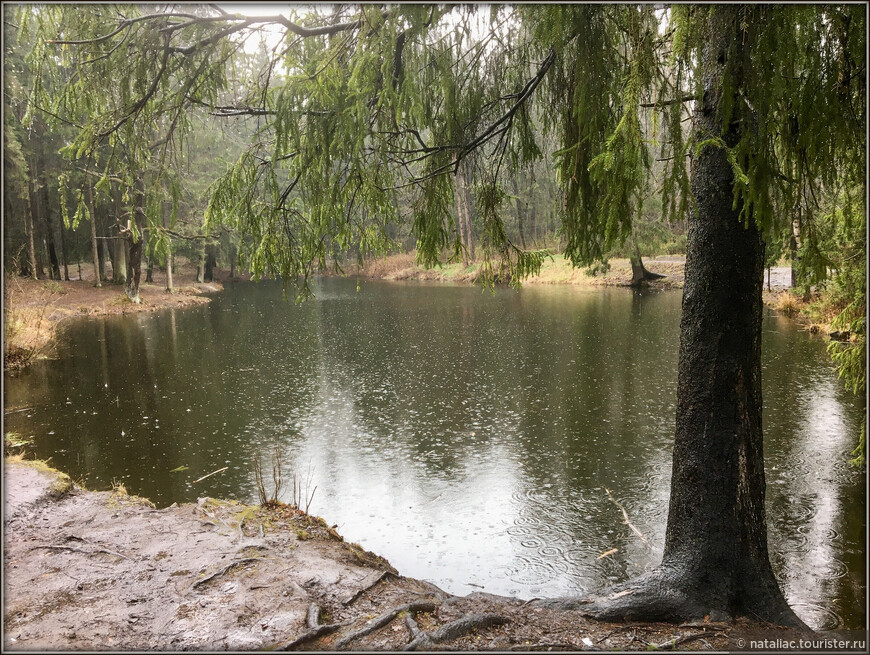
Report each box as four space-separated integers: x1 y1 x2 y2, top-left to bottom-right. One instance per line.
538 6 808 630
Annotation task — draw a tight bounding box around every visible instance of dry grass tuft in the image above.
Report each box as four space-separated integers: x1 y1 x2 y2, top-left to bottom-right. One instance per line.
773 291 805 317
355 252 417 278
4 274 59 369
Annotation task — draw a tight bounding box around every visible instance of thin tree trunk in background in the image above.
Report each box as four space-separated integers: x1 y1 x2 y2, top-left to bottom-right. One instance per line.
34 155 60 280
455 162 474 266
86 181 101 287
790 202 802 289
196 242 205 283
455 174 469 266
59 215 70 281
145 257 154 283
124 176 145 303
512 178 527 250
163 205 174 293
114 237 128 284
111 184 126 284
25 178 38 280
460 170 474 261
165 242 174 293
528 168 537 247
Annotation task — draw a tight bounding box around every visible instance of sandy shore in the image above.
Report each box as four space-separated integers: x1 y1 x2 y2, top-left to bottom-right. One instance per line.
3 456 759 651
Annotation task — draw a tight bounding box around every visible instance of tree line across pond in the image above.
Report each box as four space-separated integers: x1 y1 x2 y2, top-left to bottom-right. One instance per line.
3 3 865 630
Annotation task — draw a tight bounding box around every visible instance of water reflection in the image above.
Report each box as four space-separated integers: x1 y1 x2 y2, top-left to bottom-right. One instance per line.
3 279 864 629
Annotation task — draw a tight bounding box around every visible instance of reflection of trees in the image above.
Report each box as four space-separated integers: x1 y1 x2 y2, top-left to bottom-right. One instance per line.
762 321 865 630
498 287 681 595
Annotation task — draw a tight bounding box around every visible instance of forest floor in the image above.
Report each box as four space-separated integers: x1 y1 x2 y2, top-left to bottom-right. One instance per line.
3 456 784 651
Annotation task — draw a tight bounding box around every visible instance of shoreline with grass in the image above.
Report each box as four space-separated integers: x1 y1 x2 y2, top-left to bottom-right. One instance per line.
5 251 842 374
3 257 238 370
346 251 687 289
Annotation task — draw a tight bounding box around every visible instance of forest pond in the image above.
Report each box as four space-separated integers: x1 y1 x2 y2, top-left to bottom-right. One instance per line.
4 278 865 630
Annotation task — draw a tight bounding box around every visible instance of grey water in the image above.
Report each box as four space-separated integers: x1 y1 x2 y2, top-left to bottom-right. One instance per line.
4 277 865 630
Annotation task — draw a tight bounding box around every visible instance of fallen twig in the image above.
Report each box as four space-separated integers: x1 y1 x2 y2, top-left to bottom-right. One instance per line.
336 601 438 648
404 613 510 651
342 570 398 606
192 466 228 484
192 557 263 589
605 488 651 548
30 544 131 561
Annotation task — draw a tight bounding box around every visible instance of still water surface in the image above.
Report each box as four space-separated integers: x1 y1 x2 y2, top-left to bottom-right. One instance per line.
4 278 865 629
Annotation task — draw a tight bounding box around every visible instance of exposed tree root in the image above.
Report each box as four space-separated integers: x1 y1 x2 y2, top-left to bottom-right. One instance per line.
532 570 810 631
342 570 399 606
275 604 346 652
335 601 438 648
30 544 131 561
404 613 511 651
191 557 264 589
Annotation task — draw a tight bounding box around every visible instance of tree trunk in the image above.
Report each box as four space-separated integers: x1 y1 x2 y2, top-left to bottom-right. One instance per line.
111 185 125 284
113 237 127 284
59 217 70 281
196 242 205 283
454 162 470 266
455 181 469 266
629 248 665 287
512 178 527 250
544 6 807 630
461 175 475 261
124 178 145 303
790 203 801 289
145 257 154 283
25 179 38 280
163 207 174 293
86 182 101 287
165 242 174 293
528 168 538 247
34 158 60 280
204 245 217 282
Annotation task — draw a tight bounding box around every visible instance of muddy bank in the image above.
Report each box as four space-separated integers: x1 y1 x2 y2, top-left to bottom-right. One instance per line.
3 457 753 651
